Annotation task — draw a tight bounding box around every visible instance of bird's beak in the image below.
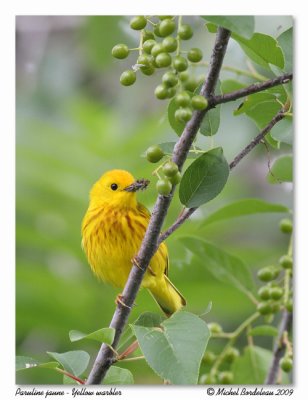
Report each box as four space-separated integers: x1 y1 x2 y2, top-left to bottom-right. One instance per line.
124 179 150 192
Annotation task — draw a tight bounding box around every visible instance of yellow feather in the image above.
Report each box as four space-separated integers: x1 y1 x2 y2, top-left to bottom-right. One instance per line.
81 169 186 315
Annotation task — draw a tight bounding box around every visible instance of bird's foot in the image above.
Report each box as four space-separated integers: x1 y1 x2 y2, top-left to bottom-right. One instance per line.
131 255 156 276
115 294 131 309
131 255 143 271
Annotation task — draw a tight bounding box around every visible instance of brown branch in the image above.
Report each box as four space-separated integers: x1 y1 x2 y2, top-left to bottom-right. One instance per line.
85 27 231 385
159 106 288 244
210 73 292 107
265 311 293 384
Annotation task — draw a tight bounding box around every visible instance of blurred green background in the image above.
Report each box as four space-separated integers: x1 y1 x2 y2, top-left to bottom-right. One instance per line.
16 16 292 384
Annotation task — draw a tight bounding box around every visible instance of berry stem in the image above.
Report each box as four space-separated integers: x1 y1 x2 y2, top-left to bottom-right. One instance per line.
210 312 260 378
176 16 182 56
139 31 144 56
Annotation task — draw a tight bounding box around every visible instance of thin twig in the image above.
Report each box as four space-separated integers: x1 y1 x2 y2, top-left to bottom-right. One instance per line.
211 73 292 107
159 106 288 244
265 311 293 384
85 27 232 385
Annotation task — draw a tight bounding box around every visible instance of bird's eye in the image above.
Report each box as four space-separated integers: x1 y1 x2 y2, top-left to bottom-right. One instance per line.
111 183 118 191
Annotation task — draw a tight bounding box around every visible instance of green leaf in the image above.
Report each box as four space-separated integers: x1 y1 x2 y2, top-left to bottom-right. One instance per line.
168 98 186 136
248 325 278 337
16 356 59 371
199 106 221 136
131 311 210 384
104 366 134 384
47 351 90 377
202 16 255 38
277 27 293 72
265 133 281 149
201 198 289 227
69 327 115 344
133 312 164 328
220 79 246 94
232 32 284 70
270 116 292 145
234 91 286 130
179 147 229 208
232 346 289 384
179 236 254 293
206 23 218 34
267 155 293 183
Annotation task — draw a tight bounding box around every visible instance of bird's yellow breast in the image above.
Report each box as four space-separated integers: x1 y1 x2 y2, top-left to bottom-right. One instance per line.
82 203 167 288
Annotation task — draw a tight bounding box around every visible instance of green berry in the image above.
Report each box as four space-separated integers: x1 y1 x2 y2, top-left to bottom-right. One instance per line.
270 287 283 300
286 299 293 312
112 44 129 59
175 91 191 107
120 70 136 86
178 24 193 40
279 218 293 234
202 351 216 365
187 48 203 62
137 54 153 67
140 64 156 76
257 267 275 282
151 43 164 57
279 255 293 269
158 16 173 20
223 347 240 363
175 107 192 123
146 145 164 163
257 302 272 315
153 24 163 37
143 39 157 54
173 55 188 72
179 71 189 81
168 171 181 185
159 18 176 36
167 86 177 98
191 95 208 110
258 286 271 300
156 179 172 195
270 302 281 313
218 371 234 384
130 16 147 30
199 374 217 384
162 71 178 87
162 36 178 52
208 322 222 334
280 357 293 372
183 77 200 92
155 52 172 68
142 30 155 42
154 84 168 100
162 161 178 177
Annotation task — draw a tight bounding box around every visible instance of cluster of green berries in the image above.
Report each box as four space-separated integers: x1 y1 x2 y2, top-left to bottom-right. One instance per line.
200 323 239 384
256 218 293 316
112 16 208 123
145 145 181 195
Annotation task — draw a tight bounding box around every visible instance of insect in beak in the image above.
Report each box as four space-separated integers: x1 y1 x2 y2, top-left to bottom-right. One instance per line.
124 179 150 192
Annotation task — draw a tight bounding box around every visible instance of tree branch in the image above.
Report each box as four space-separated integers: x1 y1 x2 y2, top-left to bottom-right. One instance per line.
159 106 288 244
265 311 293 384
210 73 292 107
85 27 231 385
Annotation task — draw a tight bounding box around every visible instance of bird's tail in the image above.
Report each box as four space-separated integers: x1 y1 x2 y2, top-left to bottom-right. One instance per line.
148 276 186 317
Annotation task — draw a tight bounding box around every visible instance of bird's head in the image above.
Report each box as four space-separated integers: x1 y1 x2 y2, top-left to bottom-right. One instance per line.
89 169 149 208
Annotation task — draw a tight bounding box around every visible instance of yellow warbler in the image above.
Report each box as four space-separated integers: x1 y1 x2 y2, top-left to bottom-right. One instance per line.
81 169 186 316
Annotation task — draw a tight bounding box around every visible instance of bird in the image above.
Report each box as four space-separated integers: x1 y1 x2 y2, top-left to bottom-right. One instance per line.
81 169 186 316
